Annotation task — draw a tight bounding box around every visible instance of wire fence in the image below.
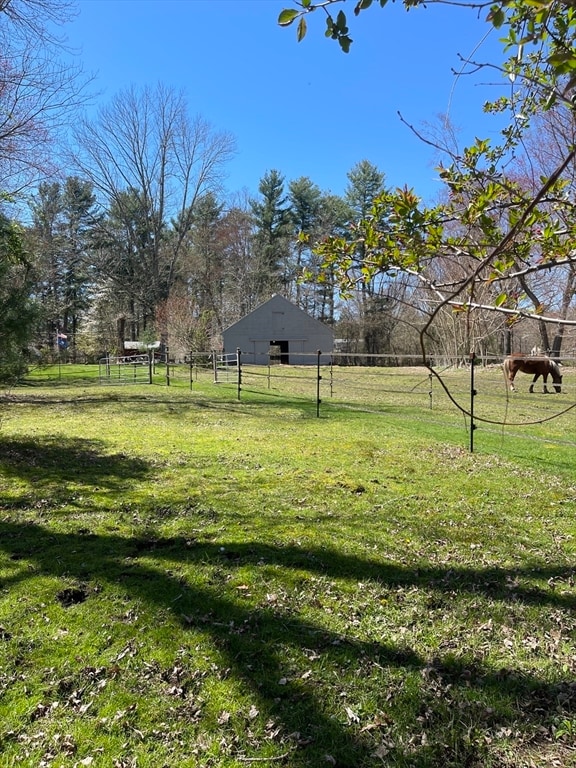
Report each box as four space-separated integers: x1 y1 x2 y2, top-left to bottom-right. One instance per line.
15 350 576 451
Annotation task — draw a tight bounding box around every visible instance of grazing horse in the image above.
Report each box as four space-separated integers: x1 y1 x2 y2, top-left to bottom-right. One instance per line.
503 354 562 393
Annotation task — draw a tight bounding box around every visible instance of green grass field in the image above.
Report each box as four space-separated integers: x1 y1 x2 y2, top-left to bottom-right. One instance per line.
0 368 575 767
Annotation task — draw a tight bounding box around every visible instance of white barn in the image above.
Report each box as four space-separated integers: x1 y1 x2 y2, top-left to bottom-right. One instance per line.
222 295 334 365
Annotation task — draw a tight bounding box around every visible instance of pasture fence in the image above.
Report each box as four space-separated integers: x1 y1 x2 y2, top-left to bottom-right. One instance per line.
98 354 151 385
16 350 576 452
214 349 576 452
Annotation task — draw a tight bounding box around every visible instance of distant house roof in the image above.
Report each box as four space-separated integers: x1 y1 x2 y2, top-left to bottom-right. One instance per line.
124 341 161 350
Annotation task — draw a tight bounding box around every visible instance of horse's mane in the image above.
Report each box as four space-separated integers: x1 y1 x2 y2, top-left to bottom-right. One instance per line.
549 358 562 374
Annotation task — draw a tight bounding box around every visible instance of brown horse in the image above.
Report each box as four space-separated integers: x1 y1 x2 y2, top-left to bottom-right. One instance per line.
503 354 562 393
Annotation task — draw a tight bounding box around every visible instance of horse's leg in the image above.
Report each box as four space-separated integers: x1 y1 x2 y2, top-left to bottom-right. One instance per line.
504 362 516 391
532 372 548 393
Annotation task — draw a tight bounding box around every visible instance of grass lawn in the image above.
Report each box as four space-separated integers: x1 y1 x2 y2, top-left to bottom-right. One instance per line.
0 370 575 767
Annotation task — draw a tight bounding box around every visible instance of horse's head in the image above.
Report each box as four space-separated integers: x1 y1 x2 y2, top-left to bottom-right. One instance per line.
551 361 562 393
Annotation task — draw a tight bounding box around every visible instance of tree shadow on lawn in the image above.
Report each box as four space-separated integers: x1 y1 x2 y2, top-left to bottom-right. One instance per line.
4 389 327 422
0 436 150 501
0 521 574 766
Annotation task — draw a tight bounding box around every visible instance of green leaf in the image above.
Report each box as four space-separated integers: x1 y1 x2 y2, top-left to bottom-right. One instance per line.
339 34 352 52
494 292 507 307
548 51 576 68
297 16 307 41
278 8 299 26
544 89 558 110
354 0 373 15
487 5 505 28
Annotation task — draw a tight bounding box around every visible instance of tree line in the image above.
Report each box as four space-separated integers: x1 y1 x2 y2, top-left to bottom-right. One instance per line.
2 0 576 382
27 151 398 363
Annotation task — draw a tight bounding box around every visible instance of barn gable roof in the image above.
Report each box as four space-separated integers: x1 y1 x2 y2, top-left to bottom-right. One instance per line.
223 294 333 336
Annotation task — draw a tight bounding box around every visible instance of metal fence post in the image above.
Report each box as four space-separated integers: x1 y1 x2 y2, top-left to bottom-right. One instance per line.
469 351 477 452
330 356 334 397
316 350 322 417
237 348 242 400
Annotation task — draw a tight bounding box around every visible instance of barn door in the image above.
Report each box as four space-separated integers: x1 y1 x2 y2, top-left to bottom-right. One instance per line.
269 340 289 365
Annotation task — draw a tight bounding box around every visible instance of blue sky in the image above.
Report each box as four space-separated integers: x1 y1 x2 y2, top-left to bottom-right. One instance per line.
62 0 510 204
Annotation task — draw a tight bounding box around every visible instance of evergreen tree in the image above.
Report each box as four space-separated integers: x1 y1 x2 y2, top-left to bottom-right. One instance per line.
288 176 322 305
344 161 390 355
60 177 99 354
0 208 38 380
29 177 99 357
287 177 351 323
251 169 293 300
345 160 386 219
312 193 352 324
188 192 224 320
30 182 64 343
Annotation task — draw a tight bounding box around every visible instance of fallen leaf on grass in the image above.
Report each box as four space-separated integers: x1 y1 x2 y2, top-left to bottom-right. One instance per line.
361 713 393 732
372 743 391 759
345 706 360 723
